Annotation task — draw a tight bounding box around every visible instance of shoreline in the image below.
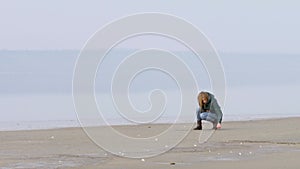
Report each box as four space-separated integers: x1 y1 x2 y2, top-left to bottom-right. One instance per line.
1 115 300 132
1 117 300 168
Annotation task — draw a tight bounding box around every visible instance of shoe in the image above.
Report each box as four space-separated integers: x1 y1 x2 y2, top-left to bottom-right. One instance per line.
193 120 202 130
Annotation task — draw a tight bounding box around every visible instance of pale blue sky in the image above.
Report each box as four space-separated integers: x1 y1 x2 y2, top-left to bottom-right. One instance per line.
1 0 300 53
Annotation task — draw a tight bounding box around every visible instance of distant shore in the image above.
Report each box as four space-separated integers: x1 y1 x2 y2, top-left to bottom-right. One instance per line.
1 115 300 132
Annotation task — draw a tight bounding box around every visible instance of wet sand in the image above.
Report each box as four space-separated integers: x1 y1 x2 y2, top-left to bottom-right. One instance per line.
1 117 300 169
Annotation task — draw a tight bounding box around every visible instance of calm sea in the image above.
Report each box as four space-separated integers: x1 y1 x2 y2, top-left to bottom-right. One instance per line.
0 50 299 130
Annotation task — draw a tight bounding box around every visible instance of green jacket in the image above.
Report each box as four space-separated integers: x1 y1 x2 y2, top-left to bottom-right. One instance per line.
200 92 223 123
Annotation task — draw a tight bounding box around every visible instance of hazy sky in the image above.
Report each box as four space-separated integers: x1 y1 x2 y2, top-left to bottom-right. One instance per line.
1 0 300 53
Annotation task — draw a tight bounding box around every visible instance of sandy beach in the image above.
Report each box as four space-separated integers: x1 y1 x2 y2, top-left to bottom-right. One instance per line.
0 117 300 169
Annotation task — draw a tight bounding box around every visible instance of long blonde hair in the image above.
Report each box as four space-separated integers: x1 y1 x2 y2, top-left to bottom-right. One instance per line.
197 91 209 107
